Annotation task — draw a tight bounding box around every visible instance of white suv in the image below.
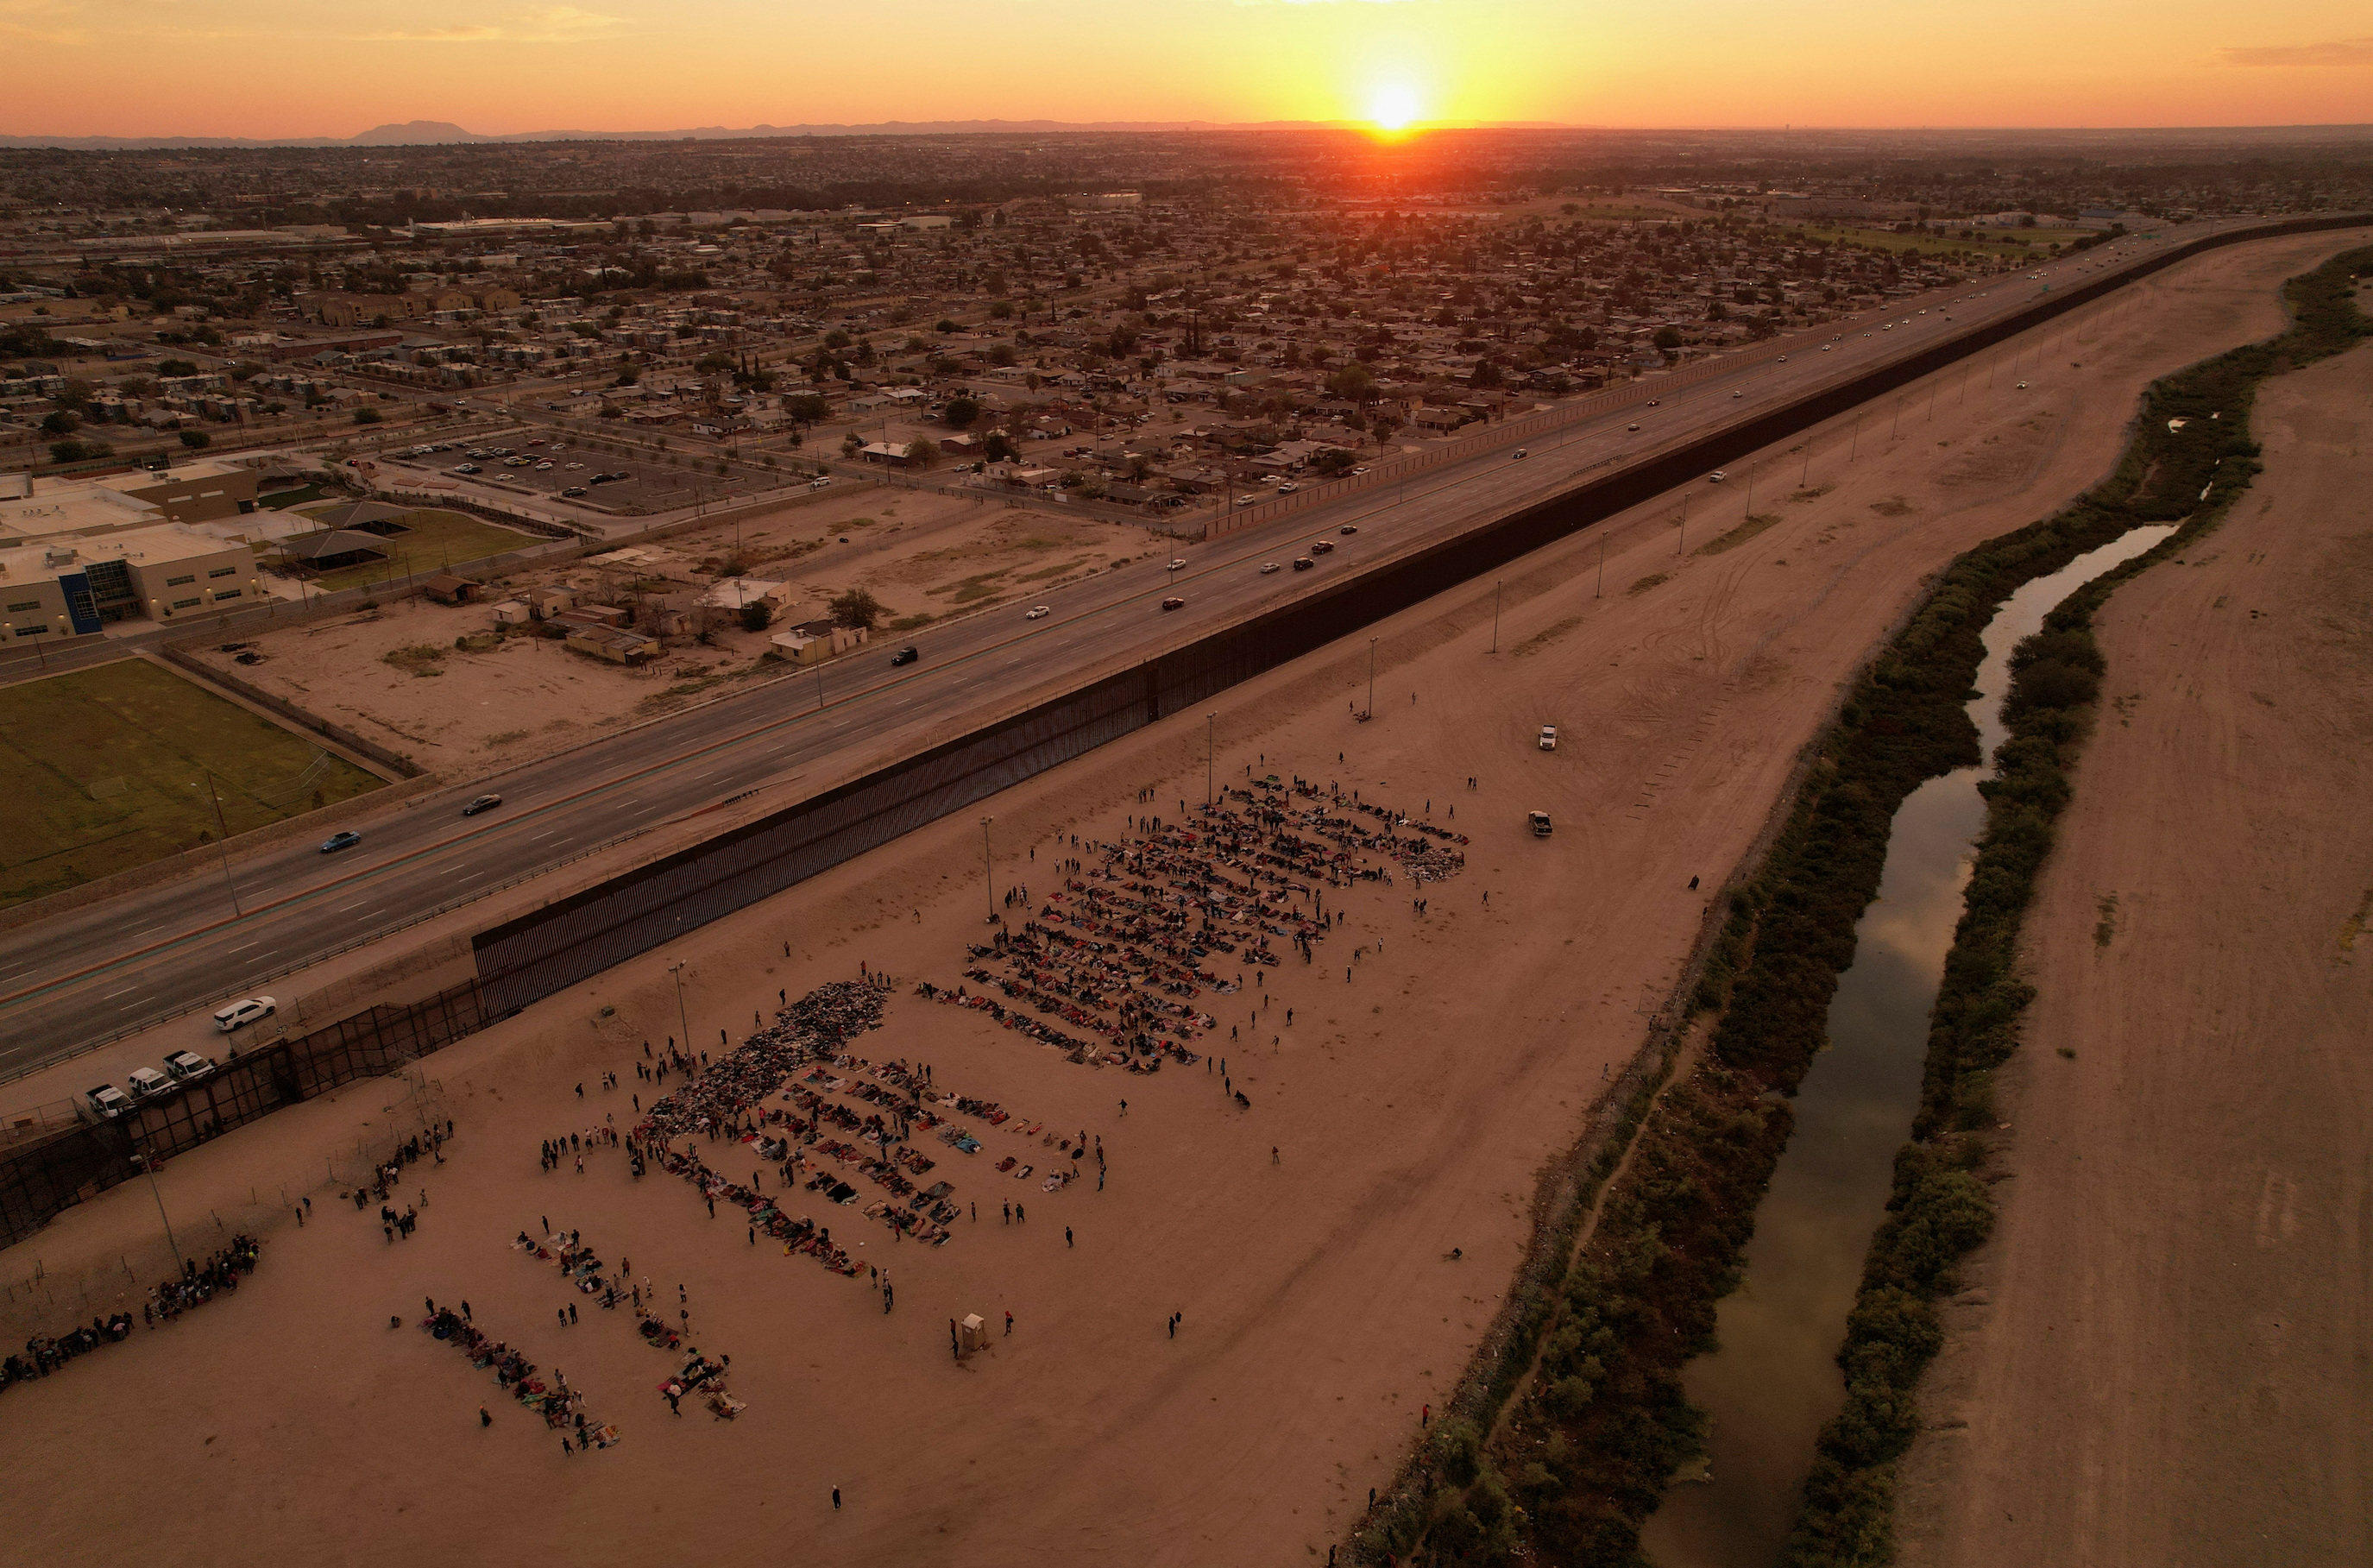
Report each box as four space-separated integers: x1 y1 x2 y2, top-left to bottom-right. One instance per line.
212 996 277 1033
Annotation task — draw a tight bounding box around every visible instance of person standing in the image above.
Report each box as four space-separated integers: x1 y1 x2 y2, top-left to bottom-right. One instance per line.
832 1485 842 1512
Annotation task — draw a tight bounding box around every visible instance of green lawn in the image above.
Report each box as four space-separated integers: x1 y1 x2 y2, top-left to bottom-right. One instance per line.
1794 224 2098 260
283 507 547 592
0 659 387 908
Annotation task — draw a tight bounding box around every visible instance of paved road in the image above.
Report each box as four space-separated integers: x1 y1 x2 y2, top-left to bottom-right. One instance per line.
0 227 2246 1078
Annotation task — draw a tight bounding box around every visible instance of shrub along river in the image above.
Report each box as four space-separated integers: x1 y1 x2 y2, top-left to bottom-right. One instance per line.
1638 523 2177 1567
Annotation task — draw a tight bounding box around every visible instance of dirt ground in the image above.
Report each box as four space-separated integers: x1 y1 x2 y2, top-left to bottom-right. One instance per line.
181 488 1149 775
3 230 2359 1568
1891 342 2373 1566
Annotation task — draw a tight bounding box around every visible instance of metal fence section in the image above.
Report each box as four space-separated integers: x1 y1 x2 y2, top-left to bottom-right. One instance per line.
0 978 485 1248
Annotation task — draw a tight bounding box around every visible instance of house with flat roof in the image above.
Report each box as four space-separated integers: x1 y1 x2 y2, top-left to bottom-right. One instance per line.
0 523 260 640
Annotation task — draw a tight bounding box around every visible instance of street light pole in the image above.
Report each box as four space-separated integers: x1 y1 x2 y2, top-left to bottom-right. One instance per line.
200 771 242 916
981 816 996 923
1205 713 1215 806
1490 579 1501 653
669 962 690 1056
1596 534 1605 599
142 1148 186 1275
1365 639 1376 718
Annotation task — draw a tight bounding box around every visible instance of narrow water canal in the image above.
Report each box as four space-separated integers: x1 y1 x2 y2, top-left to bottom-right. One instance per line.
1640 524 2177 1568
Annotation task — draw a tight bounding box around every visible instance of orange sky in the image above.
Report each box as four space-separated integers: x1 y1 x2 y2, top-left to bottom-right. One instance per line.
3 1 2370 138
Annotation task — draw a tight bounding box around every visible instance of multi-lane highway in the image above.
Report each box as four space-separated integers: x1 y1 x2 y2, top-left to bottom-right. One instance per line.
0 224 2277 1078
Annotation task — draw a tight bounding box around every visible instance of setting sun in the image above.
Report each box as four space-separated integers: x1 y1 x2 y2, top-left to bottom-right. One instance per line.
1367 82 1422 132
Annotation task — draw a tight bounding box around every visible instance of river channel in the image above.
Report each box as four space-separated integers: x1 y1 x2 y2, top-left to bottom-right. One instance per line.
1640 524 2176 1567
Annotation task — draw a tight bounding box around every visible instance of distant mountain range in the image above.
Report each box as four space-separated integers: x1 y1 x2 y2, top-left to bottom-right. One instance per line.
0 117 1581 150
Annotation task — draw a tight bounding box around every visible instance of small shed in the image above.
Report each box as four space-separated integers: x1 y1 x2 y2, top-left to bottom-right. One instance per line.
564 625 661 664
488 599 531 627
423 571 482 605
959 1313 988 1353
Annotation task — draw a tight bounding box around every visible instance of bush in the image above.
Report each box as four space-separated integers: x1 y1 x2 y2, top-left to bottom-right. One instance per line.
739 600 774 633
179 430 211 450
828 588 884 631
353 407 381 425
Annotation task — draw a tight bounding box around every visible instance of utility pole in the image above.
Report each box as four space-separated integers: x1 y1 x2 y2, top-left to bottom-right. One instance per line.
1365 638 1376 719
1205 713 1216 806
200 772 241 916
980 816 996 923
1850 412 1861 462
1677 492 1688 555
1490 580 1501 653
1596 534 1605 598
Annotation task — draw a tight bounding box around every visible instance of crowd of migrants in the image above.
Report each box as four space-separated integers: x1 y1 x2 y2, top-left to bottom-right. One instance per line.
513 1227 746 1420
3 1234 262 1392
418 1296 622 1452
916 776 1466 1070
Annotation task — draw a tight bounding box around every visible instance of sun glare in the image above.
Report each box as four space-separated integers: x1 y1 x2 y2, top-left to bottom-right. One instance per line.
1367 83 1420 134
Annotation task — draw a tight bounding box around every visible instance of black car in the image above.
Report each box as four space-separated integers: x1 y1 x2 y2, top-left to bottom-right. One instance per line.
1292 557 1315 571
462 793 502 816
890 646 920 666
561 486 587 498
318 829 362 854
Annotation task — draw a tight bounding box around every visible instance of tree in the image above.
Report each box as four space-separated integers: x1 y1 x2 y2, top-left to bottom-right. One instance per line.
942 396 980 430
905 438 939 469
828 587 885 630
1652 326 1684 349
179 430 211 450
785 393 832 424
40 410 78 436
353 406 382 425
155 358 198 377
739 599 775 633
1325 363 1377 404
840 432 864 458
983 431 1018 463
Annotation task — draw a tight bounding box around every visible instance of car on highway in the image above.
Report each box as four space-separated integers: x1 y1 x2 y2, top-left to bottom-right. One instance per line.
2016 381 2030 389
462 793 503 816
163 1048 217 1083
1275 482 1298 494
1259 562 1281 575
1512 448 1529 459
1822 344 1834 351
318 829 362 854
810 477 832 489
1293 557 1315 571
1339 525 1358 536
211 996 278 1032
1161 596 1186 611
1708 470 1728 483
1733 389 1744 398
81 1085 132 1121
1309 539 1336 555
890 646 920 666
1627 422 1640 431
1168 559 1188 570
1778 355 1789 362
1646 398 1660 406
561 486 587 498
1539 725 1558 752
1351 465 1369 475
1024 606 1051 620
1236 494 1257 507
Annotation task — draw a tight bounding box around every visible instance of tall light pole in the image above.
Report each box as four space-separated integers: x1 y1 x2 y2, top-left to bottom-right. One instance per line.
141 1147 186 1275
668 962 690 1056
1677 491 1688 556
1365 639 1376 718
198 772 242 916
1205 713 1215 806
1596 533 1605 599
1490 580 1501 653
980 815 996 923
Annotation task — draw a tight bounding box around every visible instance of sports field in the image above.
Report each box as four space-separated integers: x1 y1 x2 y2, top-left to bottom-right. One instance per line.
0 658 386 908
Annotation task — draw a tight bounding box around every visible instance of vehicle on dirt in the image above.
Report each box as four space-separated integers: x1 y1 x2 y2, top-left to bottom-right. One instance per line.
1539 726 1558 752
1528 810 1553 838
211 998 276 1033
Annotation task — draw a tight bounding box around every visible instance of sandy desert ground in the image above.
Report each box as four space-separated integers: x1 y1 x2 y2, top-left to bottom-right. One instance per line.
184 488 1145 771
1891 338 2373 1567
2 230 2360 1568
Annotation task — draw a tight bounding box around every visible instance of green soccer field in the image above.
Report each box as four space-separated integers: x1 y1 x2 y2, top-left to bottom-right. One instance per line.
285 506 546 592
0 658 387 908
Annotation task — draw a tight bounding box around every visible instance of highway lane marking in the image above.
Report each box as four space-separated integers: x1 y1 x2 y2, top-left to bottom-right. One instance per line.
104 985 141 998
531 830 559 841
0 246 2208 1020
228 941 259 953
335 900 368 910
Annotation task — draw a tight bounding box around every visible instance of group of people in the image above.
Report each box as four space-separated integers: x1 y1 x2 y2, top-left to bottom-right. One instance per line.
3 1235 261 1393
420 1301 620 1452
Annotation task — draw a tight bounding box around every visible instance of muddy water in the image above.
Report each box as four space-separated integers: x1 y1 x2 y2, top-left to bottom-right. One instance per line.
1639 525 2176 1568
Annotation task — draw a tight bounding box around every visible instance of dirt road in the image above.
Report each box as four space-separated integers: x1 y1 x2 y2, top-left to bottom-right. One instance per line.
1893 342 2373 1565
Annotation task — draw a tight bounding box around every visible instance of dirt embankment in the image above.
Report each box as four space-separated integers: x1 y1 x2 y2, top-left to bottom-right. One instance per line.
1891 343 2373 1566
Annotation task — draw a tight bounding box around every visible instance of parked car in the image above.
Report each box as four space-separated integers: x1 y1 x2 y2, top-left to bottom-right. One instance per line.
1259 562 1281 575
319 829 362 854
462 793 503 816
1161 596 1186 611
1707 470 1728 483
163 1049 217 1083
1024 606 1051 620
82 1085 132 1121
561 486 587 498
127 1066 173 1099
890 646 920 666
1539 726 1558 753
1529 809 1553 839
211 996 276 1032
453 463 481 475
